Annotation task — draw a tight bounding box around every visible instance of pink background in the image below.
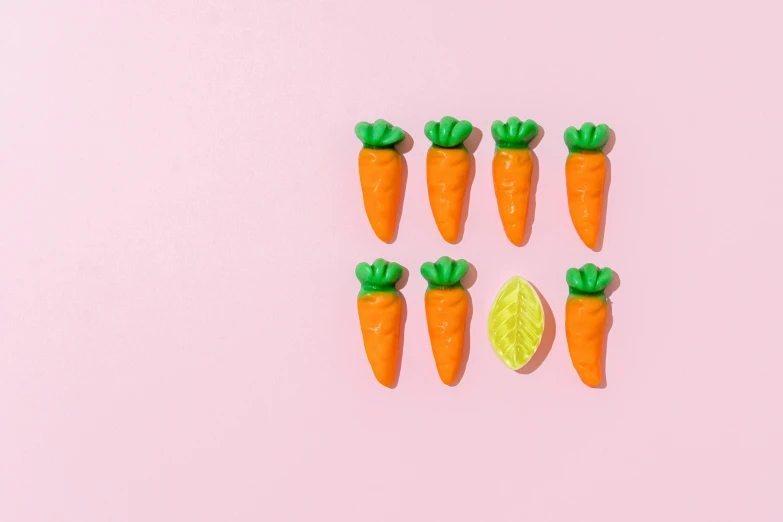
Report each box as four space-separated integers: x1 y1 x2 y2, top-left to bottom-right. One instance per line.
1 1 781 521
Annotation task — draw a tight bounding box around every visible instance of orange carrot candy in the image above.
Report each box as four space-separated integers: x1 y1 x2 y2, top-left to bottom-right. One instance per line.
565 263 614 387
355 119 406 242
423 117 474 243
356 259 405 387
564 122 612 249
490 117 540 245
421 256 470 385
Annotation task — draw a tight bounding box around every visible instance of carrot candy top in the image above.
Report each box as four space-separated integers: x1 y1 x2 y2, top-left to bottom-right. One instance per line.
356 259 404 297
564 122 611 153
355 119 406 149
420 256 470 290
566 263 614 300
491 117 539 149
424 116 473 149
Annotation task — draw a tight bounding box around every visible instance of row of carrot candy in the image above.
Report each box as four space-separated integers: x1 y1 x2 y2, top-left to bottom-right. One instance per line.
355 117 611 250
356 257 614 388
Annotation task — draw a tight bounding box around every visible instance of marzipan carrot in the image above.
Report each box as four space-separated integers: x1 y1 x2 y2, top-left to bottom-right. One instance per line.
424 117 473 243
564 122 612 249
356 259 404 387
565 263 614 387
491 117 540 245
355 120 406 242
421 256 470 385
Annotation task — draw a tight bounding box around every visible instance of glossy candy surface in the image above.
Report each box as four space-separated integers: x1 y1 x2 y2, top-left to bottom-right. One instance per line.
565 263 614 387
491 117 539 246
564 123 611 249
487 276 545 370
355 120 405 242
424 117 473 243
356 259 404 387
420 256 470 385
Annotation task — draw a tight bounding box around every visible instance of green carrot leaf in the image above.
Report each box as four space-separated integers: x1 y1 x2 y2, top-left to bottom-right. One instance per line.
439 116 458 146
564 122 611 153
582 263 598 289
563 127 581 151
356 259 403 297
355 262 373 284
581 122 596 144
589 124 611 150
492 117 539 149
355 122 371 144
490 120 507 142
435 256 452 281
450 120 473 147
420 256 469 289
355 119 406 149
518 120 538 142
424 116 473 148
450 259 469 282
370 120 388 144
381 262 403 286
424 120 440 144
596 267 613 290
566 263 614 298
379 126 405 147
566 267 584 290
420 262 440 286
508 116 521 137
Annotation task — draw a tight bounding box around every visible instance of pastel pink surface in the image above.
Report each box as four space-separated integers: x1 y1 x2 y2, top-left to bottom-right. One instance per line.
1 1 781 521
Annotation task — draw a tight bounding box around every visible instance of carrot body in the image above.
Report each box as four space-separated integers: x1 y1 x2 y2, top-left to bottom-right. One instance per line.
563 123 612 250
565 297 607 387
424 288 468 385
427 146 470 243
423 117 474 243
420 256 471 385
355 120 406 242
358 148 402 242
564 263 614 388
357 292 402 387
355 259 404 387
493 148 533 246
565 152 606 249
